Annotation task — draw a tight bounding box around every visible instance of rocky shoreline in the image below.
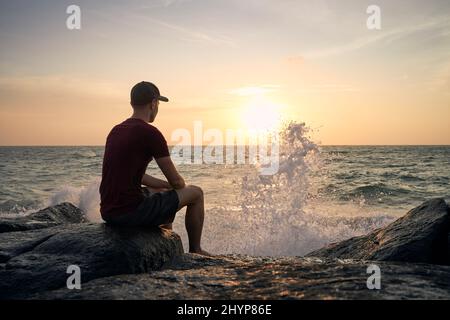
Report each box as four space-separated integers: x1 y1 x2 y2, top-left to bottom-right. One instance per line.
0 199 449 299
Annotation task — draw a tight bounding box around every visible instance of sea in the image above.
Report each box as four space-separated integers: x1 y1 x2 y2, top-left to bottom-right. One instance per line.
1 123 449 256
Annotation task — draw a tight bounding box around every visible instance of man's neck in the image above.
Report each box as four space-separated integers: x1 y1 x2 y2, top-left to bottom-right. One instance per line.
130 111 149 123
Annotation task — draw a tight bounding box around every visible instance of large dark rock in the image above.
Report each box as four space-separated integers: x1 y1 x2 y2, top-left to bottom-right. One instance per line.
0 226 59 263
2 200 450 300
0 223 184 299
34 254 450 300
307 199 450 265
0 203 84 233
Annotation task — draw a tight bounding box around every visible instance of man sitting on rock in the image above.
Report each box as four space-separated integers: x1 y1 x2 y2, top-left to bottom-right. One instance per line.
99 81 210 256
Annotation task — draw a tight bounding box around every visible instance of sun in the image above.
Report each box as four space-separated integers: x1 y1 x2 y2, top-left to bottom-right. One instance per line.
241 97 283 131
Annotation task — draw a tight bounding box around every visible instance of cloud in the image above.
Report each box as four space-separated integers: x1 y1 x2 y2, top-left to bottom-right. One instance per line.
286 56 305 66
89 4 236 47
160 0 193 7
303 15 450 59
139 0 193 9
143 17 237 47
0 75 125 100
425 59 450 93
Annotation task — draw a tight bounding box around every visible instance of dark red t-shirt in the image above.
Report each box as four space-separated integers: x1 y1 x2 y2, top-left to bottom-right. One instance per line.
99 118 170 219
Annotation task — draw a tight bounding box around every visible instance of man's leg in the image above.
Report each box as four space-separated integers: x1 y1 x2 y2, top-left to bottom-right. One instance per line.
175 185 210 255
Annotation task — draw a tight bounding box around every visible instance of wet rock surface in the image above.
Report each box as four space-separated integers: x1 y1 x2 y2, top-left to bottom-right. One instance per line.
0 223 184 299
0 226 59 263
0 203 84 233
35 254 450 300
307 199 450 265
1 199 450 299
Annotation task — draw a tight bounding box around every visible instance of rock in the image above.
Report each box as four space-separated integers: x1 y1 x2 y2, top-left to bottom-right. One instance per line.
307 199 450 265
0 203 84 233
0 223 184 299
33 254 450 300
0 226 59 263
2 200 450 300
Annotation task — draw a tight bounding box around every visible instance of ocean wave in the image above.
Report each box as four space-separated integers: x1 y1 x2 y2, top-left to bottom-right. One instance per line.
72 150 98 159
384 163 417 168
1 127 448 256
399 174 425 182
173 202 396 256
0 199 40 216
341 184 411 201
185 121 397 256
45 179 102 223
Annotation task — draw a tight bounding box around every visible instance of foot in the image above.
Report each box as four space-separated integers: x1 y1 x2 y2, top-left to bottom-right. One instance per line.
189 248 213 257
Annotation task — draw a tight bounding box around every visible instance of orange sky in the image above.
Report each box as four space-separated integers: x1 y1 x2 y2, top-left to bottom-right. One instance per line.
0 0 449 145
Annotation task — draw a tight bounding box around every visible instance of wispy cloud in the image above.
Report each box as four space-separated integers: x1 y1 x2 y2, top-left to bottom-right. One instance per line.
141 16 237 47
88 5 236 47
0 75 124 99
138 0 193 9
285 56 305 66
304 16 450 59
425 59 450 93
161 0 193 7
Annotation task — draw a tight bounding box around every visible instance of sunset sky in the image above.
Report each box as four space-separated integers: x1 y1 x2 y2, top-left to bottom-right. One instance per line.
0 0 449 145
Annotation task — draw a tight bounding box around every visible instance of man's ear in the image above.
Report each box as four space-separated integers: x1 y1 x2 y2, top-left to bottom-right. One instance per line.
151 99 158 109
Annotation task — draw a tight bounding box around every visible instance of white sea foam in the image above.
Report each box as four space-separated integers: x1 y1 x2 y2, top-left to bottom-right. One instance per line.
47 178 102 223
39 121 396 256
173 122 395 256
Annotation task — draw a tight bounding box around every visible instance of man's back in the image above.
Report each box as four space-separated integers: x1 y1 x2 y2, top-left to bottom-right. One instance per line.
99 81 209 255
99 118 169 219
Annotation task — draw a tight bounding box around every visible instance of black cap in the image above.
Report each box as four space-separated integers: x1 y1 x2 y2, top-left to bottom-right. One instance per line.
130 81 169 105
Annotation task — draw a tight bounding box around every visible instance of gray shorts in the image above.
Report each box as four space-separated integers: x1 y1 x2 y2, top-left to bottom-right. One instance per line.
105 188 180 227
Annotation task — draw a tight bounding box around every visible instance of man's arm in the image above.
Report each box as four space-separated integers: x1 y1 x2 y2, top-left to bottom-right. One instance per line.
155 156 186 189
141 174 171 189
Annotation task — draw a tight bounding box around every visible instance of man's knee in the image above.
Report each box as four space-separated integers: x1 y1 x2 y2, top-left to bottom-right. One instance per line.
187 184 203 199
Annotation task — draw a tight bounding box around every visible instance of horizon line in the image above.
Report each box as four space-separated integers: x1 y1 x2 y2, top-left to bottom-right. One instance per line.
1 144 450 147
